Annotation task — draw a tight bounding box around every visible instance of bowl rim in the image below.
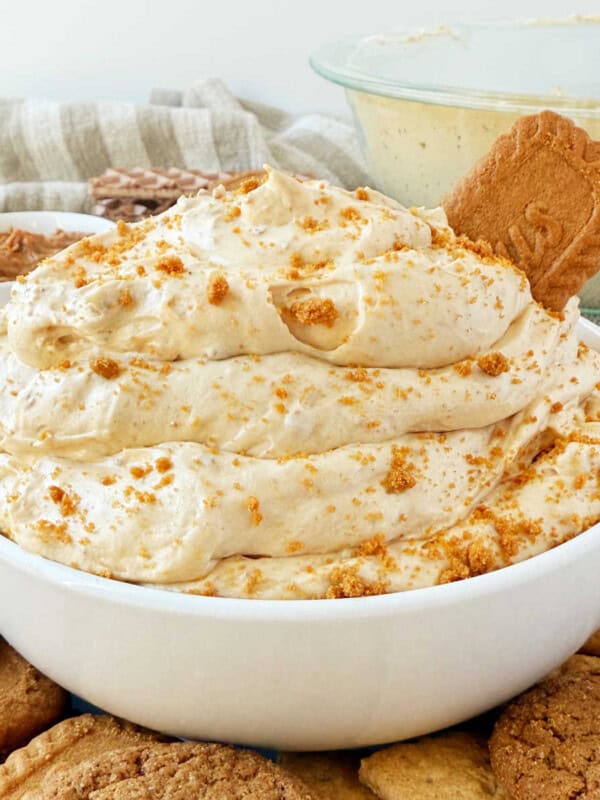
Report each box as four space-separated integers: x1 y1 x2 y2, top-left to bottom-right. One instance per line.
310 17 600 115
0 210 115 234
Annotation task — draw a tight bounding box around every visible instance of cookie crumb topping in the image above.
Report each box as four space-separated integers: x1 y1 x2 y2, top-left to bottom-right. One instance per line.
207 273 229 306
90 357 121 380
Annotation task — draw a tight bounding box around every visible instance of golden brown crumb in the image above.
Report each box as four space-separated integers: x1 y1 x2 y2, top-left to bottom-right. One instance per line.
453 359 473 377
340 206 361 222
355 188 369 201
237 177 261 194
155 255 185 276
247 496 263 526
224 205 241 221
311 259 333 271
287 297 339 327
101 475 117 486
288 255 332 279
438 560 471 585
153 474 174 490
325 564 389 599
245 568 263 595
186 582 218 597
297 216 329 233
207 273 229 305
155 457 173 473
345 367 369 382
130 465 152 480
466 539 496 575
48 485 78 517
130 489 156 504
35 519 72 545
381 446 417 494
90 357 121 380
118 288 133 307
357 534 397 570
74 266 88 288
477 352 510 377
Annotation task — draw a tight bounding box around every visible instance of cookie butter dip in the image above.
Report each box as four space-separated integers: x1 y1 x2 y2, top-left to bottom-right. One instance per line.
1 168 600 599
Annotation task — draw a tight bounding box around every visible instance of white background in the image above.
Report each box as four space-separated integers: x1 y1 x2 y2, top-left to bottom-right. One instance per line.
2 0 600 113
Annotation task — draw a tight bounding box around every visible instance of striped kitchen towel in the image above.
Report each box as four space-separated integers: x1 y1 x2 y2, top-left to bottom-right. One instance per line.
0 78 368 213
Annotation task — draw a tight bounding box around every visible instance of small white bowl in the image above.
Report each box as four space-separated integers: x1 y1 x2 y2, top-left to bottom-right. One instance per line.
0 211 114 302
0 316 599 751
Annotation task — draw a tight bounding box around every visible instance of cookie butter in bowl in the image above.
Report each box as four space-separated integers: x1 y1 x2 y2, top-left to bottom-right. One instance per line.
0 157 600 748
0 211 115 282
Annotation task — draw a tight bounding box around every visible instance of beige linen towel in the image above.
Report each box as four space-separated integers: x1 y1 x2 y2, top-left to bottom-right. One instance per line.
0 78 368 213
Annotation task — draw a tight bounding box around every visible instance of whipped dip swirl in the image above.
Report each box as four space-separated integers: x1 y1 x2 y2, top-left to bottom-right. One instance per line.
1 168 599 599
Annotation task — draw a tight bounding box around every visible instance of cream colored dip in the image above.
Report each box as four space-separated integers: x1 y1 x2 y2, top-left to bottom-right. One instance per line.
0 168 599 599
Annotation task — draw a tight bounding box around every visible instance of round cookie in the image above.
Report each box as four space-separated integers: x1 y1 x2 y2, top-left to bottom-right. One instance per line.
546 653 600 681
0 713 167 799
580 628 600 657
490 671 600 799
37 741 317 799
0 639 67 754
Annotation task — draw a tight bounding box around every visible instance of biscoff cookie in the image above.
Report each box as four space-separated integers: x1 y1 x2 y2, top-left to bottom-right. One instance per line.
546 653 600 681
359 731 508 799
580 628 600 657
0 713 166 799
0 640 67 756
279 751 377 799
444 110 600 310
36 741 316 800
490 671 600 799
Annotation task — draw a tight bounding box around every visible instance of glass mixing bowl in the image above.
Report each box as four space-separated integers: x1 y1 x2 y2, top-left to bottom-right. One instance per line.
311 18 600 315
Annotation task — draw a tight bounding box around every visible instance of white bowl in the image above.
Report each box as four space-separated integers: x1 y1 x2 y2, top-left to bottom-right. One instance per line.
0 318 600 751
0 210 115 237
0 211 114 304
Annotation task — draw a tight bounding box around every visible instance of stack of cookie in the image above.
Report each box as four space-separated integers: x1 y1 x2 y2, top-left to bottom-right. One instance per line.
89 167 268 221
4 634 600 798
280 652 600 799
0 639 318 799
0 639 67 759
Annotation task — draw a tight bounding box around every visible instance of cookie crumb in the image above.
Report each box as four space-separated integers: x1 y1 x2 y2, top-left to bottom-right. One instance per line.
155 256 185 275
287 297 339 327
207 273 229 305
381 447 417 494
90 357 121 380
246 496 263 526
477 352 510 376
